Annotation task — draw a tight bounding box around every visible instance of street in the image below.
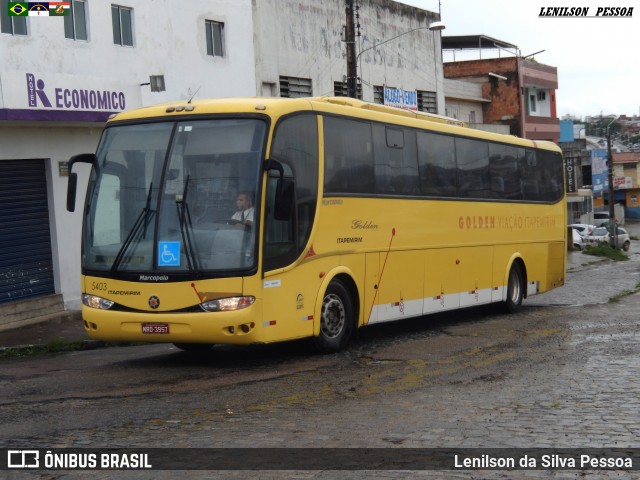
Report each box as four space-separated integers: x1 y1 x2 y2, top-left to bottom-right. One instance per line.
1 239 640 479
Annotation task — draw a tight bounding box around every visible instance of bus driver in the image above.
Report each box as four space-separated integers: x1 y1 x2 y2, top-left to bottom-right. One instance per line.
229 191 254 229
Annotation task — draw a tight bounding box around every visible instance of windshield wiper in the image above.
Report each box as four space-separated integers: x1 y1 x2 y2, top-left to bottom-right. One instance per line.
111 182 155 273
176 175 202 275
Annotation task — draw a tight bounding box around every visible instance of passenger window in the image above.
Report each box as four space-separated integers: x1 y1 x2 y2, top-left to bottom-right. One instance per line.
324 117 374 194
489 143 522 200
456 137 490 198
373 125 418 195
417 132 456 197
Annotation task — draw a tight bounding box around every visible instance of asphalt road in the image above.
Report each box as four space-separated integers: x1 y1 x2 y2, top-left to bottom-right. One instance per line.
1 231 640 479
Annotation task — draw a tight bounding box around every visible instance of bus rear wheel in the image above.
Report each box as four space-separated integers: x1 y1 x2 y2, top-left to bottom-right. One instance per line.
314 280 354 353
505 262 524 313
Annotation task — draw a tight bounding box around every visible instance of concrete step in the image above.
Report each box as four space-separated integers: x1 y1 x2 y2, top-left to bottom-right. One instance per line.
0 309 86 347
0 294 68 329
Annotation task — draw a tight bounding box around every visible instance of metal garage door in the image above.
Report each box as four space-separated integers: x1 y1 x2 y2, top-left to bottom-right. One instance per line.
0 159 55 304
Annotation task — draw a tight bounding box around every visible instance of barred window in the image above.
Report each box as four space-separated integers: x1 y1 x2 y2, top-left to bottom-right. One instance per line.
373 85 384 104
279 76 312 98
333 81 362 99
417 90 437 113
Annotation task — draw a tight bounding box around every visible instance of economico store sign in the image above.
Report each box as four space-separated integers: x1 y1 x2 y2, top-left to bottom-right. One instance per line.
0 71 142 122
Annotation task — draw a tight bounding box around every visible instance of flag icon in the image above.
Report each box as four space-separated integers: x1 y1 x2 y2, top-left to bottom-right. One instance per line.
28 2 49 16
49 1 70 15
8 2 28 16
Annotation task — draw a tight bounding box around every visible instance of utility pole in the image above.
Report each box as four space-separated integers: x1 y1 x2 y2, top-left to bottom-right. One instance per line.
345 0 357 98
606 120 618 248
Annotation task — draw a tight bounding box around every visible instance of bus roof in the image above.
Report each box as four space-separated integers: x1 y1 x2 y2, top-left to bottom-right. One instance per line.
108 96 560 153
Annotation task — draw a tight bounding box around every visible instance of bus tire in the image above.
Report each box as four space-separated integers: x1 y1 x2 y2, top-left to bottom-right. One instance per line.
314 280 355 353
173 343 214 352
505 262 524 313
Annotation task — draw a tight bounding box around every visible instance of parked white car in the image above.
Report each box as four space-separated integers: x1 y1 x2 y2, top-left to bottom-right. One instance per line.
571 228 584 250
593 212 610 227
584 226 631 251
569 223 596 237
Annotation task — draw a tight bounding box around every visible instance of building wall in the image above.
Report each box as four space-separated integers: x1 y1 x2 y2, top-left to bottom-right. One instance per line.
444 57 522 136
443 56 560 142
519 59 559 142
252 0 444 111
0 0 256 309
444 77 485 124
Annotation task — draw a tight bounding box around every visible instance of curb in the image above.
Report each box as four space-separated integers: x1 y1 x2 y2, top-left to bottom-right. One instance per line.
0 340 111 357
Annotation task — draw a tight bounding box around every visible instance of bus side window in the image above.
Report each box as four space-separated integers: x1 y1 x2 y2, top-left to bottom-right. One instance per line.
417 131 456 197
324 116 374 194
373 125 419 195
456 137 490 199
265 113 319 271
264 170 296 271
489 144 521 200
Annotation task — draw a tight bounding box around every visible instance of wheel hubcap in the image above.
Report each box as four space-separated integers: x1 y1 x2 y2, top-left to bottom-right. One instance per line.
321 293 345 339
509 270 521 303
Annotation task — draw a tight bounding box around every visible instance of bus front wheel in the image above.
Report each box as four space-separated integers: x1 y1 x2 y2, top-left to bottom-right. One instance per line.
314 280 354 353
505 262 524 313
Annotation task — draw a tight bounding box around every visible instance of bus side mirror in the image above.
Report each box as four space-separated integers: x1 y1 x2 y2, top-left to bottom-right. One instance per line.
66 153 97 212
265 159 294 221
67 172 78 212
274 178 294 221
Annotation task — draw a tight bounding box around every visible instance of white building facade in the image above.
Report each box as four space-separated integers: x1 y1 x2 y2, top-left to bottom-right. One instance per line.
0 0 256 309
0 0 442 311
254 0 443 111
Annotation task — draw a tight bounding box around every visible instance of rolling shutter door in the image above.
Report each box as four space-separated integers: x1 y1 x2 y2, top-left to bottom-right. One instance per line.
0 159 55 303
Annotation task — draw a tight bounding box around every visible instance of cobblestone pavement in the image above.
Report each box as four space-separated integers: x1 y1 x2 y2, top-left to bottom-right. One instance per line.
3 224 640 480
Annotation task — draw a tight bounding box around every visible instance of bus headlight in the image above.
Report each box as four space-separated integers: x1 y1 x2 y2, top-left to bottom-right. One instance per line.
82 294 114 310
200 296 255 312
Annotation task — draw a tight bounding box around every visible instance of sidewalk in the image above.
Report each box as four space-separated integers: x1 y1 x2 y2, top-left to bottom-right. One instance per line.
0 312 90 351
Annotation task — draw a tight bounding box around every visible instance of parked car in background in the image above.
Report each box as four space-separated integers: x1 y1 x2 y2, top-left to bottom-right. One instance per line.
571 228 584 250
569 223 596 237
593 212 610 227
584 226 631 251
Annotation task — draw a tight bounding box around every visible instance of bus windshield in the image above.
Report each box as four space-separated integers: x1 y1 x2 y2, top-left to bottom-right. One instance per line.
83 118 266 275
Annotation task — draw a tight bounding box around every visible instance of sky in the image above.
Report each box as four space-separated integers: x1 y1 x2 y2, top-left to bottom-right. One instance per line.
397 0 640 119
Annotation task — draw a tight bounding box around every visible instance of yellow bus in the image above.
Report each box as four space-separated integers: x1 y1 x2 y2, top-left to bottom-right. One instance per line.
67 96 566 353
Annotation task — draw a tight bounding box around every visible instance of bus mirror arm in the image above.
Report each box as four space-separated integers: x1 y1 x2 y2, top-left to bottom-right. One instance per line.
67 153 97 212
264 158 284 179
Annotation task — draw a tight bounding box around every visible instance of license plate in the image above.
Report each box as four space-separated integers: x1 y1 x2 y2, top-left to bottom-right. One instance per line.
141 323 170 334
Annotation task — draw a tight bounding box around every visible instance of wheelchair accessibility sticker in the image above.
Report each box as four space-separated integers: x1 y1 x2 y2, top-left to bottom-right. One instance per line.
158 241 181 267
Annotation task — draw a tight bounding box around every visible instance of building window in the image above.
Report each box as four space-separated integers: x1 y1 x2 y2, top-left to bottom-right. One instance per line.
1 1 28 35
111 5 133 46
279 76 312 98
205 20 224 57
333 81 362 99
528 93 537 114
65 0 87 40
417 90 437 113
373 85 384 104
